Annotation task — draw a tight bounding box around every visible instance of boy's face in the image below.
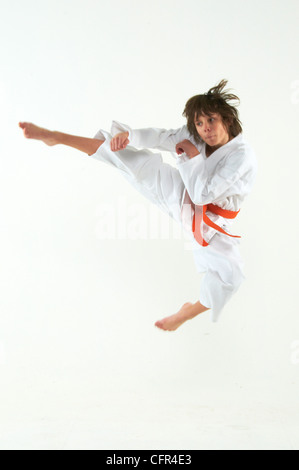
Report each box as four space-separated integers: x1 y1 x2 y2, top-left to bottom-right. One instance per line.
194 112 231 148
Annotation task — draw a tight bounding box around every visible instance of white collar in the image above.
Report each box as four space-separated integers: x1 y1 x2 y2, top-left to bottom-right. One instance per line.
204 133 243 158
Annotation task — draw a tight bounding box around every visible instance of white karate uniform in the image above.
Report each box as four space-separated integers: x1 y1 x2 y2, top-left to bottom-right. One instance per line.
90 121 258 322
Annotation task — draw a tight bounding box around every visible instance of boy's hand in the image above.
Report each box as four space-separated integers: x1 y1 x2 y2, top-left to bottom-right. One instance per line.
176 140 200 158
110 132 130 151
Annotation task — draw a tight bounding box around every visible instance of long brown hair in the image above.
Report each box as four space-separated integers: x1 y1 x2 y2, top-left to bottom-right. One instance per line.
182 79 242 144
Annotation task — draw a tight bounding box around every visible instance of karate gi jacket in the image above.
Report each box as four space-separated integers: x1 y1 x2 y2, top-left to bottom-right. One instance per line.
110 121 258 244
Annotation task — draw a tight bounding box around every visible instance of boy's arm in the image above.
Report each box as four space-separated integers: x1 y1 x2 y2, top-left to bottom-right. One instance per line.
110 120 192 153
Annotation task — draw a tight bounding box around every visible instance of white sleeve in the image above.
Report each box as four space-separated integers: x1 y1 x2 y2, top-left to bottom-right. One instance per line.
176 150 255 205
110 120 192 153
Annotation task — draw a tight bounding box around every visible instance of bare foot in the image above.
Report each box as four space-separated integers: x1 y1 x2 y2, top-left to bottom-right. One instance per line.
155 302 195 331
19 122 57 146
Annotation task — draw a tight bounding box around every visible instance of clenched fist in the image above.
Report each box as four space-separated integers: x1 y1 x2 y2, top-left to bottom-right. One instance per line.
176 140 200 158
110 131 130 152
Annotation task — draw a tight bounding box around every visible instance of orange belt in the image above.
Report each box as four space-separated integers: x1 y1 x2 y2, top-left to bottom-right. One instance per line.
192 203 241 247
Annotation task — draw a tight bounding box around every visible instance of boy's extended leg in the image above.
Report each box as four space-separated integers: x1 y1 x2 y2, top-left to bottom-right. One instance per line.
19 121 210 330
18 122 104 156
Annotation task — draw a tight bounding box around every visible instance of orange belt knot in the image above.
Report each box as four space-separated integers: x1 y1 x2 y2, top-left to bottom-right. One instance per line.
192 203 241 247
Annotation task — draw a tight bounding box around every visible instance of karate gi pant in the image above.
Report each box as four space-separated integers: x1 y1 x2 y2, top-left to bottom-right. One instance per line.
90 129 245 322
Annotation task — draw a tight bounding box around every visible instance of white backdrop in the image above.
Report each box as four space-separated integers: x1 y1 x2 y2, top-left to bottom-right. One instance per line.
0 0 298 450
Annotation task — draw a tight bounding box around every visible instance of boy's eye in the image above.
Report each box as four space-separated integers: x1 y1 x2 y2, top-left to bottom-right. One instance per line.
195 117 215 126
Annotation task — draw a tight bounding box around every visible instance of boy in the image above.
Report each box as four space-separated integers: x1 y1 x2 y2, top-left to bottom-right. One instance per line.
19 79 257 330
